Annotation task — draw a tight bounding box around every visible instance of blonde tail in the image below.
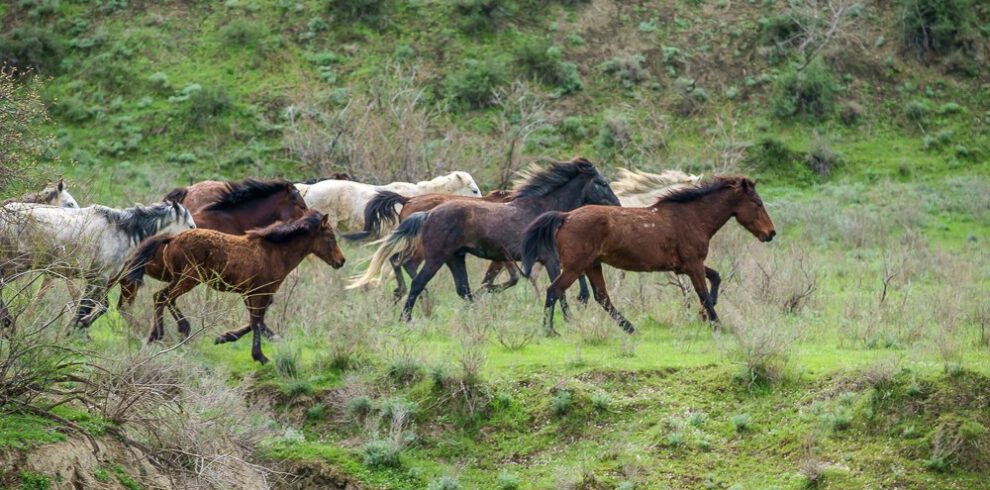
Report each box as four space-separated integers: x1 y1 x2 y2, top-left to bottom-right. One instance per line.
347 212 426 289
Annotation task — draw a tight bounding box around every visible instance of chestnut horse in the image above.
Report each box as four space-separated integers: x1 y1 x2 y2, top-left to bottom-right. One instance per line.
118 179 309 311
521 176 776 335
343 189 517 299
348 157 620 322
122 210 345 364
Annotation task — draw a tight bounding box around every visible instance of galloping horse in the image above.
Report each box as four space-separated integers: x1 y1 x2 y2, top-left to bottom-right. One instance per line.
521 176 776 335
348 157 621 321
123 210 345 364
342 189 515 299
118 179 309 311
295 171 482 233
0 201 195 329
2 179 80 209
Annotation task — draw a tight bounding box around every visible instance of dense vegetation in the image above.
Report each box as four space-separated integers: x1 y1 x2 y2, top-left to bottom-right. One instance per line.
1 0 989 488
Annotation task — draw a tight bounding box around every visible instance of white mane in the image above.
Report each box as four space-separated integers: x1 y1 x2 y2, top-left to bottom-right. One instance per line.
612 168 703 207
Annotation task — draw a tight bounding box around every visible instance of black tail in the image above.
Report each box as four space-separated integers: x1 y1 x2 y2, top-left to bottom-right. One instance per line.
521 211 567 278
342 190 407 241
121 234 174 287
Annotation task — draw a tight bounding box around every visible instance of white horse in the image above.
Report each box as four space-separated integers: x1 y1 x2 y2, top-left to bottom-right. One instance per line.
0 201 196 329
611 168 703 207
2 179 79 208
295 171 482 233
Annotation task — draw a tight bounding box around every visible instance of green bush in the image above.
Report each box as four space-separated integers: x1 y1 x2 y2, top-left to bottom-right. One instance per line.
806 133 842 176
187 85 232 126
550 390 572 416
497 472 521 490
0 27 63 74
747 136 800 173
443 59 508 111
771 59 838 120
428 475 462 490
327 0 391 26
18 471 52 490
899 0 979 59
306 403 328 420
512 38 582 95
454 0 514 33
595 115 631 155
839 101 864 126
363 439 402 468
220 18 270 48
346 395 374 419
731 413 752 432
601 54 648 87
905 99 932 121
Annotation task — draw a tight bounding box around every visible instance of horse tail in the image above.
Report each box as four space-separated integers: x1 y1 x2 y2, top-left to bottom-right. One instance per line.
122 234 173 287
521 211 567 278
342 190 407 242
347 212 427 289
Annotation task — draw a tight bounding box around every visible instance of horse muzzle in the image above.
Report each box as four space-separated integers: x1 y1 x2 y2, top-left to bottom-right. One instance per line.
761 230 776 242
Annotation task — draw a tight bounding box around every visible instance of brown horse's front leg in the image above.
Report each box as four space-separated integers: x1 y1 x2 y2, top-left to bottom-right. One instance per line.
705 267 721 306
687 266 719 328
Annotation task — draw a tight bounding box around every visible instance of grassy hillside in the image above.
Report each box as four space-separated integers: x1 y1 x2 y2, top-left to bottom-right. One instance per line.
1 1 990 489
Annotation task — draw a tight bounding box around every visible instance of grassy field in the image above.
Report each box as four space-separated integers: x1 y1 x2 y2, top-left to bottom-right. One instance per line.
2 0 990 488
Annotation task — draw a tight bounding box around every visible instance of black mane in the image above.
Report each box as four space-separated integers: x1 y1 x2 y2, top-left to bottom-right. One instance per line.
247 211 323 243
96 202 189 245
512 158 597 199
654 176 751 204
203 179 292 212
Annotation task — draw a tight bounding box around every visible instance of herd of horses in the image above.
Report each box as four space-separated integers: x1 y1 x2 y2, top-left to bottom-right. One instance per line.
0 158 775 363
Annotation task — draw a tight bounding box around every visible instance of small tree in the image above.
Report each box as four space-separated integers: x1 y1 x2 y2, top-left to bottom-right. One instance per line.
0 66 55 195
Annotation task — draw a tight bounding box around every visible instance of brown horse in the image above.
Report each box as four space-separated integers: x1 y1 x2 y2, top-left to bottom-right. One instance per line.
343 189 517 298
521 176 776 335
349 157 620 321
122 210 345 363
118 179 309 311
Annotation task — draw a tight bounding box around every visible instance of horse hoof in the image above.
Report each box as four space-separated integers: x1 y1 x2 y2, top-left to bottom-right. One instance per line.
253 353 269 364
544 329 560 338
214 334 235 344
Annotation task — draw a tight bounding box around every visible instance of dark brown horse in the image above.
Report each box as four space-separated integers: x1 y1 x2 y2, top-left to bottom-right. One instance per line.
118 179 308 310
521 176 776 335
122 210 345 363
343 189 518 299
348 157 620 321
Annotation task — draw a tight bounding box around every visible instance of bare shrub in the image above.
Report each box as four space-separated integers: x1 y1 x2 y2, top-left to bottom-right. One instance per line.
929 291 965 374
719 298 796 385
1 66 57 194
283 65 440 182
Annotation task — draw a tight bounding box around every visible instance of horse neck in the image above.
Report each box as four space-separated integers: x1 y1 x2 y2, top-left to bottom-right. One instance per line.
665 190 740 239
512 178 587 216
258 233 316 272
230 194 287 227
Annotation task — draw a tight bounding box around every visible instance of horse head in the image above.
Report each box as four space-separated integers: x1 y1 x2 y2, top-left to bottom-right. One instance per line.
276 182 309 221
575 159 621 207
730 178 776 242
313 213 346 269
426 171 481 197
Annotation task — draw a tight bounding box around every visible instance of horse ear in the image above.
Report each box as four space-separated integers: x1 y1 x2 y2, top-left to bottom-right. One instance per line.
57 179 65 192
740 178 753 192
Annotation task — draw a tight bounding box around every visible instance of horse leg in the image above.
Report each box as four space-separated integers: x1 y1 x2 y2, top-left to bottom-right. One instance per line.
247 297 272 364
148 277 197 342
446 253 472 301
390 254 407 301
72 281 107 329
401 259 444 322
687 266 719 328
117 277 138 312
543 270 583 337
576 275 590 305
705 267 721 306
480 261 504 292
544 260 571 321
586 263 635 333
167 301 191 339
215 324 252 344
